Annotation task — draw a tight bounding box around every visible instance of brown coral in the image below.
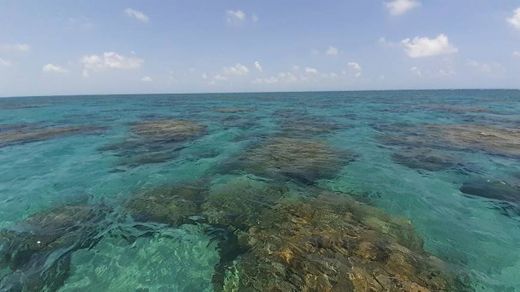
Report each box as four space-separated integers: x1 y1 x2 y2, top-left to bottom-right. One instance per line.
230 137 354 184
131 119 206 142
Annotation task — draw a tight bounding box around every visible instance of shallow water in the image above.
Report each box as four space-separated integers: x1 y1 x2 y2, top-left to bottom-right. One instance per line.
0 90 519 291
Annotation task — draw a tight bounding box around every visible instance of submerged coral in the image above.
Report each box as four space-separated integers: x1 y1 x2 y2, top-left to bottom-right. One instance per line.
0 124 106 148
274 110 344 137
131 119 206 142
0 204 110 291
228 137 354 184
460 179 520 204
100 119 207 167
392 148 459 171
199 177 468 291
215 107 254 114
378 123 520 158
429 125 520 158
125 183 208 226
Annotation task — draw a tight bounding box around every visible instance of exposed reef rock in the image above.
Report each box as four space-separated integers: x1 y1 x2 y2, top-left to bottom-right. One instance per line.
199 177 469 291
0 204 110 291
100 119 207 167
227 137 354 184
0 124 106 148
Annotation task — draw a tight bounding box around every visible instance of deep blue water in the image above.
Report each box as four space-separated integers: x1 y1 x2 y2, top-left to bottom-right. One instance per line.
0 90 519 291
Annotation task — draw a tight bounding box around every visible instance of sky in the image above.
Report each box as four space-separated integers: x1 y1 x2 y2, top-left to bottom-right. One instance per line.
1 0 520 97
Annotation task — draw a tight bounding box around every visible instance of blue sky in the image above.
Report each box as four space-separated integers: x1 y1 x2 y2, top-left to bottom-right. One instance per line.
1 0 520 96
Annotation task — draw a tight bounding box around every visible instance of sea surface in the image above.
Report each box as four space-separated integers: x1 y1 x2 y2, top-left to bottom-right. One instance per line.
0 90 519 291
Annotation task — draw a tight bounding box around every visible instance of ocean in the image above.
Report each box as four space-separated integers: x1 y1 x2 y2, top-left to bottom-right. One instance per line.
0 90 519 291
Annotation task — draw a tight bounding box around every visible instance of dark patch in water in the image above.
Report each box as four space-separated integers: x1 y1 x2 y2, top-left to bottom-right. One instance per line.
460 180 520 204
100 119 206 167
0 204 111 291
0 125 107 148
392 148 459 172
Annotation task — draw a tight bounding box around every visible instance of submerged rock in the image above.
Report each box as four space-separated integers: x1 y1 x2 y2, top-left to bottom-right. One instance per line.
0 125 106 148
125 183 208 226
0 204 110 291
229 137 354 184
200 178 468 291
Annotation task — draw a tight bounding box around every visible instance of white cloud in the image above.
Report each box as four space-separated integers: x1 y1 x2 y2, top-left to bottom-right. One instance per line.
252 14 259 23
213 74 228 81
401 34 458 58
42 63 67 73
304 67 318 74
125 8 149 23
254 61 263 72
467 60 504 74
0 43 30 53
0 58 11 67
223 63 249 76
346 62 362 78
410 66 422 77
80 52 143 77
325 46 339 56
385 0 420 16
141 76 152 82
253 72 299 85
507 8 520 30
226 10 246 24
513 51 520 57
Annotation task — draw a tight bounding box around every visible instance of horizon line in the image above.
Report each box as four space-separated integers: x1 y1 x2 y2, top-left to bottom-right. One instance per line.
1 87 519 99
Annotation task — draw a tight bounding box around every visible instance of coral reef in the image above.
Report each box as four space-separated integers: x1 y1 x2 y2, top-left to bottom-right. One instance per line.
0 204 110 291
131 119 206 142
215 108 254 114
200 177 468 291
392 148 458 171
100 119 207 167
228 137 354 184
0 124 106 148
274 110 344 137
460 179 520 204
429 125 520 158
125 183 208 226
378 123 520 158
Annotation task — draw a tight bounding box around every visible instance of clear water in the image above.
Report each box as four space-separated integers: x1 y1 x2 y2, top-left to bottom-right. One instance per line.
0 90 519 291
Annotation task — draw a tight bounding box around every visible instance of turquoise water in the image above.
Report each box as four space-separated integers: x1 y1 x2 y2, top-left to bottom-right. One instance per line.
0 90 519 291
